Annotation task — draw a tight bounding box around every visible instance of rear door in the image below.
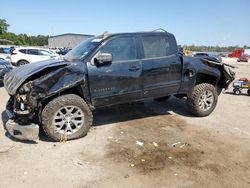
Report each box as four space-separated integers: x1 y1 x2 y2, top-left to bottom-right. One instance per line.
140 34 182 98
26 49 41 63
88 36 142 107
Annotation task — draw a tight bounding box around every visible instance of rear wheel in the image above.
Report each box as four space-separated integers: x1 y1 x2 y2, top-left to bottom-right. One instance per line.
18 60 29 66
42 94 93 141
188 83 218 117
247 89 250 96
233 88 241 95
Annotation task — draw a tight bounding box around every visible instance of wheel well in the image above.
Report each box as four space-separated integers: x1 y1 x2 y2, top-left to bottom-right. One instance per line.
195 73 217 85
17 59 29 64
40 86 85 111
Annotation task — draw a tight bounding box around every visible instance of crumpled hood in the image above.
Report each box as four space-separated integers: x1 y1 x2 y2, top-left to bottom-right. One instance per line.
4 60 68 95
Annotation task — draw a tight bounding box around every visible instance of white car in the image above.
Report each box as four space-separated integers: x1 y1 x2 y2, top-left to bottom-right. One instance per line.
11 47 60 66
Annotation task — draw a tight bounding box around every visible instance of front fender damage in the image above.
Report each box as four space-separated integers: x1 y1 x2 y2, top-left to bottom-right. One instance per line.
6 63 87 141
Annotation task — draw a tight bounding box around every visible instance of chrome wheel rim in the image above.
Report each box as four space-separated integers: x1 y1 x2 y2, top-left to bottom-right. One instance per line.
53 105 85 135
198 90 214 111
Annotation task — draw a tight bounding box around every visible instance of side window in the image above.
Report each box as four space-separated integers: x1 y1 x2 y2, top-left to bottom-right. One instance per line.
19 49 27 54
141 36 172 58
101 37 136 62
39 50 52 56
27 49 38 55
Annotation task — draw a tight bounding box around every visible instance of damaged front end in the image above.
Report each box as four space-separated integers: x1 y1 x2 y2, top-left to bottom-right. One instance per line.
4 60 87 141
5 84 40 141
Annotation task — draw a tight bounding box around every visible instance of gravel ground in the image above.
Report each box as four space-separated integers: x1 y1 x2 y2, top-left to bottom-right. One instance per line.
0 59 250 188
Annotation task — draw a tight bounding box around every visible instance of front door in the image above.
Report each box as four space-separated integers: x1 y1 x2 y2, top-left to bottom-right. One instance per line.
88 36 142 107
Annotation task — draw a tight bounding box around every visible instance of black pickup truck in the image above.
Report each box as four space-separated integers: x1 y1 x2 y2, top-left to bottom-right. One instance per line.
4 31 235 141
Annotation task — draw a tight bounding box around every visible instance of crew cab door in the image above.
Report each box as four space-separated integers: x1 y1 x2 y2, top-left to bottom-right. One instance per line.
87 36 142 107
140 34 182 98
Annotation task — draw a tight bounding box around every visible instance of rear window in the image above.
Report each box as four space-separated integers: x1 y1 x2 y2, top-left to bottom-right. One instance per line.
141 36 172 58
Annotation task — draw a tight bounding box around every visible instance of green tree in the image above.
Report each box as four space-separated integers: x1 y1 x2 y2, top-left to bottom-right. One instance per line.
0 19 10 34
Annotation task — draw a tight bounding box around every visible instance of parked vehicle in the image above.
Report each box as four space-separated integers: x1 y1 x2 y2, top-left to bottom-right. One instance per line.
0 46 11 62
56 47 72 55
193 52 222 62
11 47 60 66
228 48 244 58
233 78 250 95
0 59 12 86
237 54 249 62
4 31 235 141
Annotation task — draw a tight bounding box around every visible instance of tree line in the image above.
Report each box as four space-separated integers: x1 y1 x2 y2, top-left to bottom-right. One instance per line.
181 45 250 53
0 18 48 46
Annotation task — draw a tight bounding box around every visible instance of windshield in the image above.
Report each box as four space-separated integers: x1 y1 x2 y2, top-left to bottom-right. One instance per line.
64 37 102 61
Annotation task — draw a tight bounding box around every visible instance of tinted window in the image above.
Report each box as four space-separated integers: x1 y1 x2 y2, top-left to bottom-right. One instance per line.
19 49 27 54
101 37 136 62
142 36 172 58
27 49 38 55
38 50 52 56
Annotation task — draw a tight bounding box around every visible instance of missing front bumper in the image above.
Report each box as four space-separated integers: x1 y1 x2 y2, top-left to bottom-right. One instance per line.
5 119 39 141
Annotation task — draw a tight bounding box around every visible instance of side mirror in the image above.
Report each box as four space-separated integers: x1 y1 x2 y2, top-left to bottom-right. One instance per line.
95 52 112 65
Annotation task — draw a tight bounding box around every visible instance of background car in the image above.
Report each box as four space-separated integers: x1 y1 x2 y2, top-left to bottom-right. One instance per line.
11 47 60 66
237 54 249 62
0 46 11 62
0 59 12 86
193 52 222 62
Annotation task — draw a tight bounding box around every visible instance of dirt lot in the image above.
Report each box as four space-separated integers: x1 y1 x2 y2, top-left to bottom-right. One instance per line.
0 59 250 188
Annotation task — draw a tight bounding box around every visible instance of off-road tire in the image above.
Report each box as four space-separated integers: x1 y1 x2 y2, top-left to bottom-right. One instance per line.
42 94 93 141
154 95 171 102
188 83 218 117
18 60 29 66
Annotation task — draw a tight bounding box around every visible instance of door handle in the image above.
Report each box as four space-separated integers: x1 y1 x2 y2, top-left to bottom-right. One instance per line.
129 66 140 71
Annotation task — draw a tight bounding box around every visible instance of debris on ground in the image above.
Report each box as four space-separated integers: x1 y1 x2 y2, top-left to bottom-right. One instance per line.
136 140 144 146
130 164 135 167
107 136 113 140
124 174 130 178
172 142 181 147
179 143 190 148
153 142 158 147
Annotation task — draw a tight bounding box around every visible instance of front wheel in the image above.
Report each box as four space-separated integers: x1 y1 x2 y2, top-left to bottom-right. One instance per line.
42 94 93 141
247 89 250 96
188 83 218 117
